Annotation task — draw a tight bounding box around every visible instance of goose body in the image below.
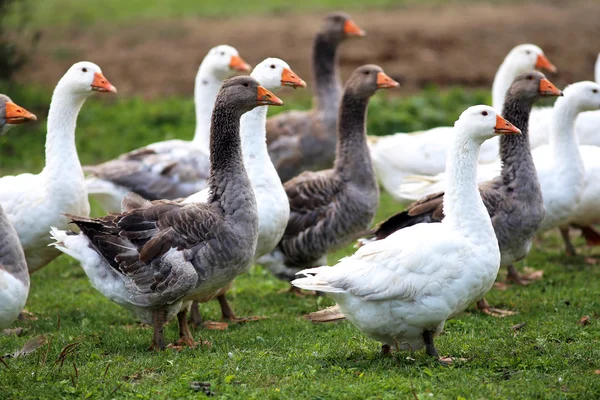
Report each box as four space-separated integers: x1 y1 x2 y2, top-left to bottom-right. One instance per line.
293 106 516 356
84 45 250 212
266 12 365 182
52 77 281 349
0 62 116 273
0 95 36 329
368 44 555 204
262 65 398 284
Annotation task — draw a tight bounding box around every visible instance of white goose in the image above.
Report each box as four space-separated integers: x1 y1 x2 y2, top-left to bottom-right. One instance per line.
528 53 600 149
399 81 600 236
368 44 555 203
84 45 250 212
184 58 305 326
0 95 36 329
0 62 116 273
293 106 519 359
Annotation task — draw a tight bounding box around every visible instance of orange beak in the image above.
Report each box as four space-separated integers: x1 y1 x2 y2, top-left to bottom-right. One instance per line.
535 54 557 74
4 101 37 124
376 72 400 89
229 55 251 72
343 19 366 37
539 78 563 97
281 67 306 89
257 85 284 106
495 114 521 135
91 72 117 93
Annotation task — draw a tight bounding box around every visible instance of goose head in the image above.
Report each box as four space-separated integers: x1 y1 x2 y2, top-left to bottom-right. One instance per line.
508 71 563 102
344 64 399 97
504 44 557 75
322 12 366 42
219 76 284 116
559 81 600 113
204 45 251 79
56 61 117 97
251 58 306 91
455 105 521 143
0 94 37 135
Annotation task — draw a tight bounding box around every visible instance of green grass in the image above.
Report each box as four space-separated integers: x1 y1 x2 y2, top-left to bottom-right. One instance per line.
1 86 600 398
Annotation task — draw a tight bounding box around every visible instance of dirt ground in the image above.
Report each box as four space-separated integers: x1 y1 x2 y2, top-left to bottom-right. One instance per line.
16 1 600 98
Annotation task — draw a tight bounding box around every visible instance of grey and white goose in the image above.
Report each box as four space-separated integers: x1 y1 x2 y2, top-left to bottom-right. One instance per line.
51 76 283 350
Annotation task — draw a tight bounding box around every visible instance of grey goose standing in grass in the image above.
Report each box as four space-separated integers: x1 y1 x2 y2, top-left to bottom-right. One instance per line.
266 12 365 182
355 71 563 316
261 65 399 294
51 76 283 350
0 95 36 329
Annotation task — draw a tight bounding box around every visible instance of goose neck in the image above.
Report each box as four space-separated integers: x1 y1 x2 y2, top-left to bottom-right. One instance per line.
192 65 225 150
240 105 270 165
492 62 520 112
312 32 342 117
499 97 535 184
334 92 377 189
42 86 88 184
443 134 493 237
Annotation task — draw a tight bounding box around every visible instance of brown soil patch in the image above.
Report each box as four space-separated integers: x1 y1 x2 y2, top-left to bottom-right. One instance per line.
16 1 600 98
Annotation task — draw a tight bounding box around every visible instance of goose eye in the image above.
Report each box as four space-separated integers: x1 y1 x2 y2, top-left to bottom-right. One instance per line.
481 111 488 116
270 64 276 69
593 89 598 94
220 52 225 56
243 83 249 87
526 50 531 55
82 68 87 73
363 71 370 75
527 75 533 80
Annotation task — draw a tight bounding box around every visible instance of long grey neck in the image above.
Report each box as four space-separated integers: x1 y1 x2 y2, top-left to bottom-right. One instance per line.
334 92 375 187
206 102 254 216
499 95 538 191
312 33 342 118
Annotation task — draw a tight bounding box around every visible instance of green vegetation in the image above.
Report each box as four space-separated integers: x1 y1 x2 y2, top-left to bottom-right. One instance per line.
1 86 599 399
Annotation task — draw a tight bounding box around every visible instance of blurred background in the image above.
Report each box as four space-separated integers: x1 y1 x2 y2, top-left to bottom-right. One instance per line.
0 0 598 173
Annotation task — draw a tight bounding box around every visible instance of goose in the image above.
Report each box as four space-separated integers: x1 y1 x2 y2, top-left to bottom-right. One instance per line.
398 81 600 250
183 58 305 327
0 62 116 274
266 12 365 182
292 106 520 360
358 73 561 318
50 76 283 350
368 44 555 204
0 96 36 330
528 53 600 150
84 45 250 212
261 65 399 294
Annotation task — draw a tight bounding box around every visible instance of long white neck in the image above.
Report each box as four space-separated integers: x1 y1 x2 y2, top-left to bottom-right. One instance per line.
192 63 226 150
548 97 584 187
240 105 270 168
492 61 521 112
42 86 88 188
443 133 495 241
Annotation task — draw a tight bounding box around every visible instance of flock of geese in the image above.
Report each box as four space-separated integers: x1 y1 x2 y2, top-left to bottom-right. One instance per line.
1 11 599 360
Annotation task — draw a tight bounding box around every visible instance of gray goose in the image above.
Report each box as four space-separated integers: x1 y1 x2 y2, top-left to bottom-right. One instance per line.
262 65 399 293
266 12 365 182
51 77 283 349
0 95 36 329
358 71 562 315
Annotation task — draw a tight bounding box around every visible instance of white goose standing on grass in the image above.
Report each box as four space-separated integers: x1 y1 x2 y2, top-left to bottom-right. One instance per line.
0 62 116 274
84 45 250 212
293 106 520 360
0 95 36 329
368 44 555 204
184 58 306 328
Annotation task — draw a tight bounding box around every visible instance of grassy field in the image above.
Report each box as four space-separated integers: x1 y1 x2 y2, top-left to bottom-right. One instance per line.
1 80 600 398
